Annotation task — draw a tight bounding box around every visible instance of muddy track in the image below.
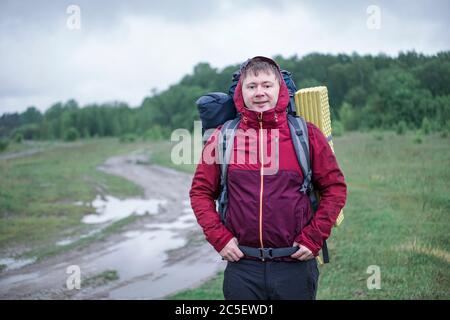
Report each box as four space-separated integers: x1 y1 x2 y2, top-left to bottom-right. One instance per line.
0 152 224 299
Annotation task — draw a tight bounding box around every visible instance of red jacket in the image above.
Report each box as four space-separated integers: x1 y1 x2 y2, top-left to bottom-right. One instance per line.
190 67 347 259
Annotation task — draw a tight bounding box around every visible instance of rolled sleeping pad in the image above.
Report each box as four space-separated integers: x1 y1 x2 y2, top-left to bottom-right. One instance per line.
294 86 344 227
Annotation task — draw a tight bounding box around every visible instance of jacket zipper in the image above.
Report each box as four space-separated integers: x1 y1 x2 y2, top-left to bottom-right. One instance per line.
258 112 265 251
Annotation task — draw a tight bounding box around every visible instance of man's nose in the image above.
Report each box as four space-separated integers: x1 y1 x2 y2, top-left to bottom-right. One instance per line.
255 86 265 96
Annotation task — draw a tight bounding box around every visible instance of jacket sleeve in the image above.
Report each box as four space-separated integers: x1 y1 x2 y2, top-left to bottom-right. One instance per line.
295 123 347 256
189 128 235 253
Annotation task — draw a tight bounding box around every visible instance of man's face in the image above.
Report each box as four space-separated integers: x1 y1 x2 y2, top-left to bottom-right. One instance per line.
242 70 280 112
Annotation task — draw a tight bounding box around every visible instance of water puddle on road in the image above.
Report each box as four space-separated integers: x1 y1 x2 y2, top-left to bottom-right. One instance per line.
85 228 186 280
57 195 167 246
82 195 167 224
107 245 220 299
0 258 37 272
80 211 222 299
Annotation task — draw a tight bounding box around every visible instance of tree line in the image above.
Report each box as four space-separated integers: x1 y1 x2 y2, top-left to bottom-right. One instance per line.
0 51 449 148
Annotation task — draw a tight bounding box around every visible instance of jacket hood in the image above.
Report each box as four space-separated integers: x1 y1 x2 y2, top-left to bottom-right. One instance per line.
233 56 290 121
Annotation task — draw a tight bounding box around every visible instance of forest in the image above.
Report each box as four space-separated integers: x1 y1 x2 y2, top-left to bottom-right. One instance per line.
1 51 449 149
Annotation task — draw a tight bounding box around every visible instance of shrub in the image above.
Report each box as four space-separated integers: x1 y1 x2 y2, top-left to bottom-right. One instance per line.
396 121 408 135
339 102 361 131
421 117 432 135
440 120 450 138
14 133 23 143
119 133 137 143
0 138 9 152
143 125 168 141
64 127 79 142
413 130 423 144
332 121 344 137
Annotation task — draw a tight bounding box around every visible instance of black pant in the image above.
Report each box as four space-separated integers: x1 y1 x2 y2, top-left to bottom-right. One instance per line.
223 258 319 300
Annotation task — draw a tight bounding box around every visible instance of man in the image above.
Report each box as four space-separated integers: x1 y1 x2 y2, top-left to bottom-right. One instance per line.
190 56 347 300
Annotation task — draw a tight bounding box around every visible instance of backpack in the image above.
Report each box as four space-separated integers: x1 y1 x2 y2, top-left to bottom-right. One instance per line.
195 69 330 264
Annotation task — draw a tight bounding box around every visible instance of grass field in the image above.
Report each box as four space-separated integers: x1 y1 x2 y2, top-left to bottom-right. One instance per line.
167 131 450 300
1 132 449 299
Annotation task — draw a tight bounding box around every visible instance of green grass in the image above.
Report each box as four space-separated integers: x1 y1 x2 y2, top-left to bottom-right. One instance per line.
0 138 168 260
168 131 450 300
0 140 71 155
169 272 225 300
83 270 119 288
0 141 31 154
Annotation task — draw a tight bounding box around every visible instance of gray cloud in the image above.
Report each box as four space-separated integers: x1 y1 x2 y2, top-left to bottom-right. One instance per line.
0 0 449 114
0 0 285 30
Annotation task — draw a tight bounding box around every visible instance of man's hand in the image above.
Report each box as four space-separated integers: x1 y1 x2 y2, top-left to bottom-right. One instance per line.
291 242 314 261
220 237 244 262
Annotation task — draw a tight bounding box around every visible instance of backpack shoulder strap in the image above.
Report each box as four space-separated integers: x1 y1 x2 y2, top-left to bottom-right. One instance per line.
217 117 240 223
287 114 312 194
219 118 241 184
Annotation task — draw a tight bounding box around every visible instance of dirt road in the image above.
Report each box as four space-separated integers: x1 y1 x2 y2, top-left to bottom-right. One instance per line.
0 152 224 299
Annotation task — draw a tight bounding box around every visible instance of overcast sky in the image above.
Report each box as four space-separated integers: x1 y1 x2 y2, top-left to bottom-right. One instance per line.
0 0 449 114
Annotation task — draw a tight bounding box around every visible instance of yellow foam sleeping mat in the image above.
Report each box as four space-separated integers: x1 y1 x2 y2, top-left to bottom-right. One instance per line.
294 86 344 228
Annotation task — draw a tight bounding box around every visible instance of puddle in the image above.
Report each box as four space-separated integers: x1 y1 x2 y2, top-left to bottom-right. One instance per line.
145 214 195 230
82 195 166 224
78 213 222 299
59 194 170 246
56 239 74 246
107 247 222 299
84 214 194 281
2 202 220 299
0 257 37 271
0 272 40 287
178 214 196 223
84 228 187 281
182 200 194 215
